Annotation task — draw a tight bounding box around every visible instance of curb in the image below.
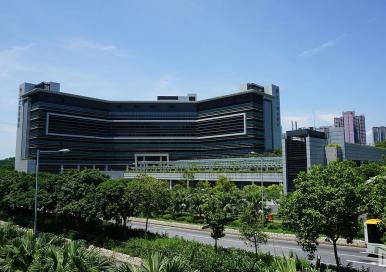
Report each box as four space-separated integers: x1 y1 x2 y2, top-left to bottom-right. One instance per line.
129 217 366 248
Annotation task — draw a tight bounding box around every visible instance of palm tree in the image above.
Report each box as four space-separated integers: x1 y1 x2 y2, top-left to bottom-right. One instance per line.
112 253 196 272
0 230 53 271
0 229 111 272
0 223 20 245
161 255 195 272
32 240 111 272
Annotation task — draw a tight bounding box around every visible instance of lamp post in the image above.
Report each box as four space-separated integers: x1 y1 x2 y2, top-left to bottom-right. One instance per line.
260 156 264 223
34 148 70 236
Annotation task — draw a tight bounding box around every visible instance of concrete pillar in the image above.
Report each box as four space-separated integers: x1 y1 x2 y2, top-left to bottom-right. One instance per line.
169 180 173 190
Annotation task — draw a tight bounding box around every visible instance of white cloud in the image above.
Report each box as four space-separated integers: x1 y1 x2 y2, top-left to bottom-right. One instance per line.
0 122 16 159
316 113 338 123
153 73 178 94
0 122 16 133
0 44 35 78
282 111 338 132
282 114 311 130
298 34 346 57
66 38 127 57
68 39 116 51
366 129 373 145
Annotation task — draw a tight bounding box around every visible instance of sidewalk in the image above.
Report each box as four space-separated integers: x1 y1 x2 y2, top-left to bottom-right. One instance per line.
130 217 366 248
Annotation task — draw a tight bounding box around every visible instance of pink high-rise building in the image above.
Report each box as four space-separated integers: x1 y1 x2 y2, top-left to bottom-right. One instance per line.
334 111 366 144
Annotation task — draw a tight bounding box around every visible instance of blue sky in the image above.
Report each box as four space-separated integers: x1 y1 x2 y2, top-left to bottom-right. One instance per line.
0 0 385 158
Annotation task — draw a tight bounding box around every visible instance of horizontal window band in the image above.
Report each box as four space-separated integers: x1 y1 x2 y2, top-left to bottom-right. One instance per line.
46 112 247 140
46 112 245 123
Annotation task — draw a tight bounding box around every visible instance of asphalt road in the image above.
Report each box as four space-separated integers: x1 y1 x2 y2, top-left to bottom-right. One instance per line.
130 221 386 272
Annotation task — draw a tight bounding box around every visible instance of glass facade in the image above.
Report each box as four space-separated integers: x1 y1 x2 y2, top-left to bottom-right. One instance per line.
22 88 272 172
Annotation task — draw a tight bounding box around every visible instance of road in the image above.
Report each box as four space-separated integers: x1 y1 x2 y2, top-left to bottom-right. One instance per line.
130 221 386 272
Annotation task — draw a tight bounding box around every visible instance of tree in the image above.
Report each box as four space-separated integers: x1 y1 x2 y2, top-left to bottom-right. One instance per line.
359 162 384 180
189 181 211 219
129 175 170 232
0 227 111 272
239 203 268 260
169 184 190 216
213 176 241 221
213 176 237 193
51 169 108 225
0 231 53 271
202 196 227 251
3 170 35 211
41 240 111 271
0 157 14 170
182 170 194 188
113 252 195 272
241 185 267 224
375 140 386 149
265 184 284 205
96 179 136 228
242 185 264 205
364 175 386 233
280 161 364 267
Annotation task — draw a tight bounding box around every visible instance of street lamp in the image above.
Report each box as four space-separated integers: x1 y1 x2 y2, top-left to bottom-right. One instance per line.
34 148 70 235
260 156 264 223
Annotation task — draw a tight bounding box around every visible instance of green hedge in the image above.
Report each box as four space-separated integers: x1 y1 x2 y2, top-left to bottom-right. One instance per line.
112 236 364 272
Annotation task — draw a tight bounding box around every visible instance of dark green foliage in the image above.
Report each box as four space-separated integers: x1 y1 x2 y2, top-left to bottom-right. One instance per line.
358 162 385 180
212 176 242 222
188 181 210 219
169 184 190 216
0 157 14 170
0 170 35 211
52 169 108 222
96 179 135 227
